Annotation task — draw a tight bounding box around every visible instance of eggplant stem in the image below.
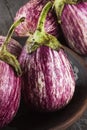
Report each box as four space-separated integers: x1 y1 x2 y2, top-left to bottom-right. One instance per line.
27 1 62 53
53 0 79 23
2 17 25 49
37 2 52 32
0 17 25 76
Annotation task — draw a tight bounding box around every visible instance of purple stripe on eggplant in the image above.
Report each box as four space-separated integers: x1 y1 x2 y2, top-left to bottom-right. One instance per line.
14 0 59 38
19 46 75 111
61 2 87 55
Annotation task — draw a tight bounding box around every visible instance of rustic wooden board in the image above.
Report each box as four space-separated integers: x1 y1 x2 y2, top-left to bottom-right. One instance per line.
0 0 29 35
6 0 29 19
0 0 12 35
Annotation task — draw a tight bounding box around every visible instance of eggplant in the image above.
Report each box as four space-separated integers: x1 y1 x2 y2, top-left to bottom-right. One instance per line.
0 18 24 128
53 0 87 55
14 0 59 38
19 2 75 111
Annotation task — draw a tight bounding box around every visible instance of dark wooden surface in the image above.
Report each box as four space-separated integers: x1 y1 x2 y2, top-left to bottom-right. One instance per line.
0 0 29 35
0 0 87 130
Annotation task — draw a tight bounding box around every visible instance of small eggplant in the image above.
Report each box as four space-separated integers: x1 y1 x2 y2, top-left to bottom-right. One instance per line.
0 18 24 128
53 0 87 55
19 2 75 111
14 0 59 38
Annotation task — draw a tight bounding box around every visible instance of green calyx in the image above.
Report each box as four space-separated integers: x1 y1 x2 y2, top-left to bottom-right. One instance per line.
53 0 79 23
0 17 25 76
26 1 62 53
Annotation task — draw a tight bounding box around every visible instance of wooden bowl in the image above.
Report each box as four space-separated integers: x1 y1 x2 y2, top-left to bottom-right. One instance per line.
2 37 87 130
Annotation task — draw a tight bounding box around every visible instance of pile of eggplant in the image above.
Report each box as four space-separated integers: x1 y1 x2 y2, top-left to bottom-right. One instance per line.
0 0 87 128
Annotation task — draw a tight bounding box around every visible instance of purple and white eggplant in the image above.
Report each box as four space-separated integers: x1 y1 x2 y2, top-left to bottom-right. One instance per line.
53 0 87 55
19 2 75 111
0 18 24 128
14 0 59 38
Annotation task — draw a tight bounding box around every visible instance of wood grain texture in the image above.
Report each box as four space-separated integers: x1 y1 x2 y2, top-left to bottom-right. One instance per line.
6 0 29 18
0 0 12 35
0 0 29 35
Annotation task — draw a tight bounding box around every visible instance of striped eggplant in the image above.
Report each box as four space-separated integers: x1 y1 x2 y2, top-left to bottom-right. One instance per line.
20 46 75 111
19 2 75 111
0 18 24 128
53 0 87 55
14 0 59 38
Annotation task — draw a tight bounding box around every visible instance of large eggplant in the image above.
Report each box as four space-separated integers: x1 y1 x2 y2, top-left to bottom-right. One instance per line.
20 46 75 111
19 2 75 111
53 0 87 55
14 0 59 38
0 18 24 128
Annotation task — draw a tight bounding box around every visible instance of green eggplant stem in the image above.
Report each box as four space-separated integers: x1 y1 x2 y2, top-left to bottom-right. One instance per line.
2 17 25 49
0 17 25 76
53 0 79 23
27 1 62 53
36 1 52 33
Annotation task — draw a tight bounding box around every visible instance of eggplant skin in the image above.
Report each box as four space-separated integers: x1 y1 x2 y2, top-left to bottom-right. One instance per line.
14 0 59 38
0 60 21 128
19 46 75 111
0 36 22 58
61 2 87 55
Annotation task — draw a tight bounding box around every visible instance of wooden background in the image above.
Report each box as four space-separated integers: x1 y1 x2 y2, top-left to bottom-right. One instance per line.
0 0 29 35
0 0 87 130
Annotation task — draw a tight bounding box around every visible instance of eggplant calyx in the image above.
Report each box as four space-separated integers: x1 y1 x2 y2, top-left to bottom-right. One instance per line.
53 0 79 23
0 46 22 76
0 17 25 76
27 1 62 53
27 31 62 53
